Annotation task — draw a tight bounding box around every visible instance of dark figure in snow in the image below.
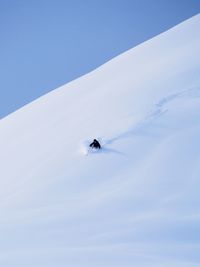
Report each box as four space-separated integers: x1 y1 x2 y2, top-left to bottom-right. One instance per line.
90 139 101 149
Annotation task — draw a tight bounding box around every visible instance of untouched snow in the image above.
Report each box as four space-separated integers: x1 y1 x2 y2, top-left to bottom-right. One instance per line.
0 14 200 267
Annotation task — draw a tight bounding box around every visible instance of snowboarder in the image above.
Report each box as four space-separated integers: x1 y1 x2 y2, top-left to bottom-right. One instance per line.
89 139 101 149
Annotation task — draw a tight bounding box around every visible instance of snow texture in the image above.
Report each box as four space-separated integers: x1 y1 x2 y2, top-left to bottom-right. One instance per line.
0 14 200 267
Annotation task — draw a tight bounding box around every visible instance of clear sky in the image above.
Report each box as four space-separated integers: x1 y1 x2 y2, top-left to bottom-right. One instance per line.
0 0 200 118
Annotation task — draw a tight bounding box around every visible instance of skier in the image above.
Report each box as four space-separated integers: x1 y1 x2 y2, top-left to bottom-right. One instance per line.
89 139 101 149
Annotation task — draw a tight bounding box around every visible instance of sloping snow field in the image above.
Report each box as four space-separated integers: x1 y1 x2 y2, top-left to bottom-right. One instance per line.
0 14 200 267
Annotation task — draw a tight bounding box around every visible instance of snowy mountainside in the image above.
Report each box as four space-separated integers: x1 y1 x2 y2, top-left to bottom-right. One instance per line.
0 14 200 267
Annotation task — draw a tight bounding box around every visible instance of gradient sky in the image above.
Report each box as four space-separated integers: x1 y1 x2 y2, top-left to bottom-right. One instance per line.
0 0 200 118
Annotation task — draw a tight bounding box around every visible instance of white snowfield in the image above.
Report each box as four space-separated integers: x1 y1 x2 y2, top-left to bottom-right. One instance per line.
0 14 200 267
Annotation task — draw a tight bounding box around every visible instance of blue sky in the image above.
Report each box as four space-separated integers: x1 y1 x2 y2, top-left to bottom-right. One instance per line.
0 0 200 118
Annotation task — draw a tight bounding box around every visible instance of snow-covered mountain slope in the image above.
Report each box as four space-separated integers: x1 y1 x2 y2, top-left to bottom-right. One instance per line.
0 14 200 267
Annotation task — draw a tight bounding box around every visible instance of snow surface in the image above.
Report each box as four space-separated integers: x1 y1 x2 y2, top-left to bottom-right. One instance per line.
0 14 200 267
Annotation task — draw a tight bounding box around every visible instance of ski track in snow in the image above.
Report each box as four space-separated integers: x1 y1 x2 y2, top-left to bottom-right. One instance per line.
148 86 200 120
104 86 200 148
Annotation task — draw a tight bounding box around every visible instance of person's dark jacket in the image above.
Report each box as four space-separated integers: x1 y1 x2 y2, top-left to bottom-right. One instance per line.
89 139 101 149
